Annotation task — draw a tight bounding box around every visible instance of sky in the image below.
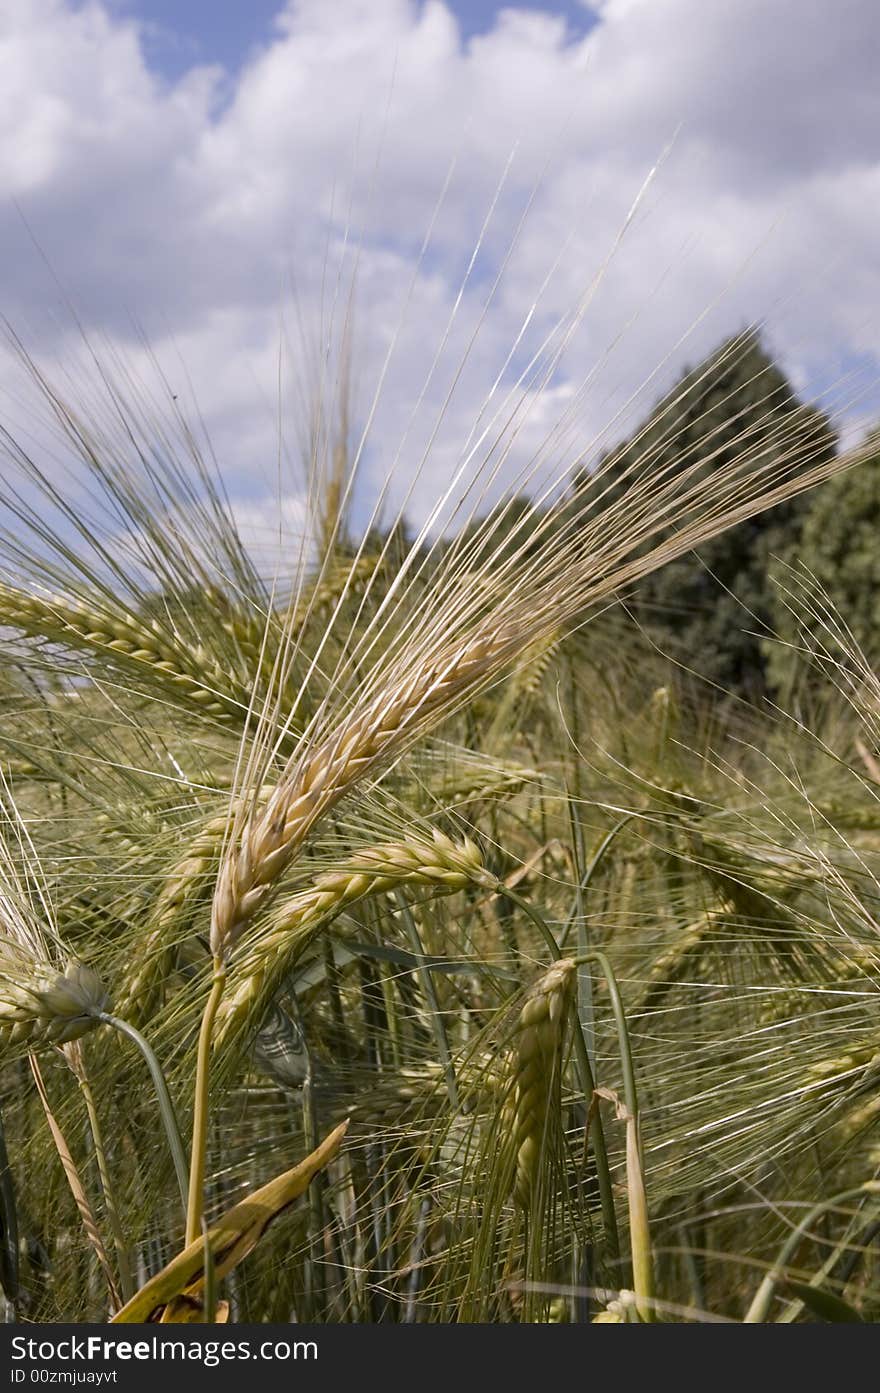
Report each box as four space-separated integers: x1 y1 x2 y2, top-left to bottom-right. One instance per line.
107 0 597 77
0 0 878 558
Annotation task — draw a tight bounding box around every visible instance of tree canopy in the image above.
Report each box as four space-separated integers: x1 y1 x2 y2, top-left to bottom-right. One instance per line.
585 331 837 698
764 430 880 695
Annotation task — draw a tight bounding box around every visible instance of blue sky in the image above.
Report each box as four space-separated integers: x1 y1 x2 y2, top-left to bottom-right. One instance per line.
107 0 291 77
110 1 598 82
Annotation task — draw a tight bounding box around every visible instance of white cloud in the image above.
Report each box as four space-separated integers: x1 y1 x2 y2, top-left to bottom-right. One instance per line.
0 0 877 547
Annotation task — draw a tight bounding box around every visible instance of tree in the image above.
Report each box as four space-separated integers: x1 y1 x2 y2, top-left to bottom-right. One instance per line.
764 431 880 695
584 331 837 699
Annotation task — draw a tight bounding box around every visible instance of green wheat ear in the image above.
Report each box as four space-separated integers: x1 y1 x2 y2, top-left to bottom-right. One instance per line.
509 958 575 1211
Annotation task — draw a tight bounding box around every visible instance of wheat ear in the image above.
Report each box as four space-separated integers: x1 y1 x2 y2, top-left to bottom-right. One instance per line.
635 900 734 1013
212 622 523 957
289 552 383 627
213 830 487 1052
421 756 539 809
0 957 108 1050
510 958 576 1210
0 582 242 718
211 420 868 958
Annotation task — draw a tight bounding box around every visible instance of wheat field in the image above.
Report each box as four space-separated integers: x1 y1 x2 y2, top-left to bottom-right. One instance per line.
0 258 878 1329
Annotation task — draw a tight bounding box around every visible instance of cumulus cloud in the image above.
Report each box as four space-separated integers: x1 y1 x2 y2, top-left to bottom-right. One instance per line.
0 0 877 548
